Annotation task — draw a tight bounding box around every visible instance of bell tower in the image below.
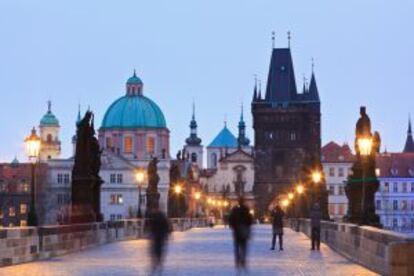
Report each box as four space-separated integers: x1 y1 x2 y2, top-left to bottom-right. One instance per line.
39 101 61 160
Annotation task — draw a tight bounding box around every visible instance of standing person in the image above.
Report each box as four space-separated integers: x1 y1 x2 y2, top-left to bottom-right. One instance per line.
310 203 322 250
147 209 171 275
270 205 285 251
229 197 253 272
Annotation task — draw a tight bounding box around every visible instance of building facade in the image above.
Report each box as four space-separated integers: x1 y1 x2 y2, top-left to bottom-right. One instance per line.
321 142 354 220
252 45 321 216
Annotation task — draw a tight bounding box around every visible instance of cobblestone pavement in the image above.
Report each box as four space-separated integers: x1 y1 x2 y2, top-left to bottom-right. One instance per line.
0 225 377 276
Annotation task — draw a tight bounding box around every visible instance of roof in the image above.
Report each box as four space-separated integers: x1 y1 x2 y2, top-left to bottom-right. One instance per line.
321 141 354 163
376 152 414 178
101 95 167 129
126 70 143 85
40 102 59 127
208 126 238 148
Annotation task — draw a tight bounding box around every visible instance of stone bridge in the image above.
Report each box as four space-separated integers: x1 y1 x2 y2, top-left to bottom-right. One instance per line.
1 218 413 275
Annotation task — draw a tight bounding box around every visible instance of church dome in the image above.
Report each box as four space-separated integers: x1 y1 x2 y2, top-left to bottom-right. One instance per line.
101 72 166 129
40 101 59 127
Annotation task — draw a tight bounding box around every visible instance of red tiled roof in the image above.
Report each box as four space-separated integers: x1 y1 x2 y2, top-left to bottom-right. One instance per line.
376 152 414 178
321 141 354 163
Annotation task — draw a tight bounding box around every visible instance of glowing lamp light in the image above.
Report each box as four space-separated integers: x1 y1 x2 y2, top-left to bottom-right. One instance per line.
281 199 289 207
25 127 41 160
194 192 201 200
296 185 304 194
174 184 182 194
288 193 294 200
135 170 145 184
223 201 229 207
312 171 322 184
358 138 373 156
207 198 212 204
249 209 255 215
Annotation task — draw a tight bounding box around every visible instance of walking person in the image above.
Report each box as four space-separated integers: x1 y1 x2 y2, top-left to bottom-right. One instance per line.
147 209 171 275
310 203 322 251
270 204 285 251
229 197 253 273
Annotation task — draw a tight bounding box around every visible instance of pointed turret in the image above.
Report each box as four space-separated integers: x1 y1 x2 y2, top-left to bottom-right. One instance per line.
308 72 320 102
403 116 414 153
265 48 297 103
238 104 250 147
252 79 258 102
185 102 202 146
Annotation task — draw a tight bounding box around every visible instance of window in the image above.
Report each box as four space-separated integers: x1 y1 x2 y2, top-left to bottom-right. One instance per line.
393 200 398 210
147 137 155 155
383 182 389 193
401 200 408 210
47 134 53 143
110 174 116 184
392 218 398 229
338 186 345 196
211 153 217 168
20 220 27 227
106 137 112 149
290 131 296 141
117 214 122 220
20 204 27 214
9 207 16 217
124 136 133 153
328 185 335 195
57 174 63 184
116 174 123 184
110 214 116 221
110 194 123 205
329 167 335 177
384 200 389 210
191 152 197 163
64 174 70 184
23 183 30 192
58 194 64 204
338 204 345 215
402 183 407 193
376 200 381 210
393 183 398 193
411 183 414 192
0 183 7 192
328 204 335 215
338 167 344 177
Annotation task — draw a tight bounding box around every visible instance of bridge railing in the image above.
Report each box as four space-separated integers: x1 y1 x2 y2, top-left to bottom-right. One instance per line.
288 218 414 276
0 218 208 268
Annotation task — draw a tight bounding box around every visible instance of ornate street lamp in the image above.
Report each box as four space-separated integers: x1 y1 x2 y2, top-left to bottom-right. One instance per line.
25 127 41 226
357 137 373 220
135 169 146 218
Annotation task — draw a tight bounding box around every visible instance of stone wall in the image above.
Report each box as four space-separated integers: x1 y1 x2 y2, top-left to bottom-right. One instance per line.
1 218 207 268
289 218 414 276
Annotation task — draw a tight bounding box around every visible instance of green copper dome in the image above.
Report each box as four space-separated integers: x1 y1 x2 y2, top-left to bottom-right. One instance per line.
127 70 143 85
40 101 60 127
101 95 166 129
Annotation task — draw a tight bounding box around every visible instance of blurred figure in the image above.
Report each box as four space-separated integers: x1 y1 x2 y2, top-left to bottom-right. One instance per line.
270 205 285 251
148 209 171 275
229 197 253 272
310 203 322 250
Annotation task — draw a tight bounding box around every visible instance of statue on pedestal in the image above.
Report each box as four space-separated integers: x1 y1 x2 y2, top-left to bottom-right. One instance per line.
146 157 160 215
71 111 103 223
345 107 381 226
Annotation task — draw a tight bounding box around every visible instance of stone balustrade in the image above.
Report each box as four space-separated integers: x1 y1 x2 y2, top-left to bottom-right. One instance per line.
288 218 414 276
0 218 208 268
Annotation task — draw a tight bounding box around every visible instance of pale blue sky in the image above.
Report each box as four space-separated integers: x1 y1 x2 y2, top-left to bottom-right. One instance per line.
1 1 414 161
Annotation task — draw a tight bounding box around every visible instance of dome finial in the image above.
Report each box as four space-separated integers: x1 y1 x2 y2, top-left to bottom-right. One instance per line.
47 100 52 113
133 68 137 77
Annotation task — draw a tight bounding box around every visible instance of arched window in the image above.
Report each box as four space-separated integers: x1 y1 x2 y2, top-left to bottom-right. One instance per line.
147 137 155 155
124 136 133 153
211 153 217 168
191 152 197 163
47 134 53 143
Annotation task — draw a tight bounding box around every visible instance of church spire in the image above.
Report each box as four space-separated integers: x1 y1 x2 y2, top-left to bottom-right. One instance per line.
403 116 414 153
185 102 202 146
238 103 250 147
252 76 258 102
308 71 320 102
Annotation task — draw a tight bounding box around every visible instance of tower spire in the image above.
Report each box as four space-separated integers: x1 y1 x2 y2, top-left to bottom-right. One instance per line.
272 31 275 49
258 79 262 100
287 31 291 48
238 102 250 147
404 115 414 152
185 102 201 146
253 75 258 101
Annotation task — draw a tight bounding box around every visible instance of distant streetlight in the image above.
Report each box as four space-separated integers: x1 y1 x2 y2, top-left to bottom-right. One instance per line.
281 199 290 208
25 127 41 226
311 170 322 184
288 193 294 200
296 184 304 194
194 191 201 200
174 184 182 194
135 170 146 218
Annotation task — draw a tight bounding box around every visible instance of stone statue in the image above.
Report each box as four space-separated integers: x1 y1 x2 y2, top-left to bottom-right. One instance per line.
146 157 160 215
71 111 103 223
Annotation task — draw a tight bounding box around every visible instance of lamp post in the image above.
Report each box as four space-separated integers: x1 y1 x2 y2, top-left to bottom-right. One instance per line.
25 127 41 226
193 191 201 217
311 170 322 208
357 137 373 223
135 170 146 218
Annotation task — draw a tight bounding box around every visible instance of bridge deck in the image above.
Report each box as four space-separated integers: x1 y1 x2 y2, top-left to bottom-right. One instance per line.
0 225 376 275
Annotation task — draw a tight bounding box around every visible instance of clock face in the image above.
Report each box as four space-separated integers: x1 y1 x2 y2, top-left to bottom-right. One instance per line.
280 65 286 72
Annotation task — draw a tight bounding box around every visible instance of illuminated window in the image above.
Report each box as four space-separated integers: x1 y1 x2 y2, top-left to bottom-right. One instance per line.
20 204 27 214
0 209 3 219
124 136 133 153
147 137 155 155
110 194 123 205
47 134 53 143
20 220 27 227
106 137 112 148
9 207 16 217
23 184 30 192
383 182 389 193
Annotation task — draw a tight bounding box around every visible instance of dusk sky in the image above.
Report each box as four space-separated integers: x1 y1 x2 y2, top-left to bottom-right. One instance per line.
1 1 413 161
